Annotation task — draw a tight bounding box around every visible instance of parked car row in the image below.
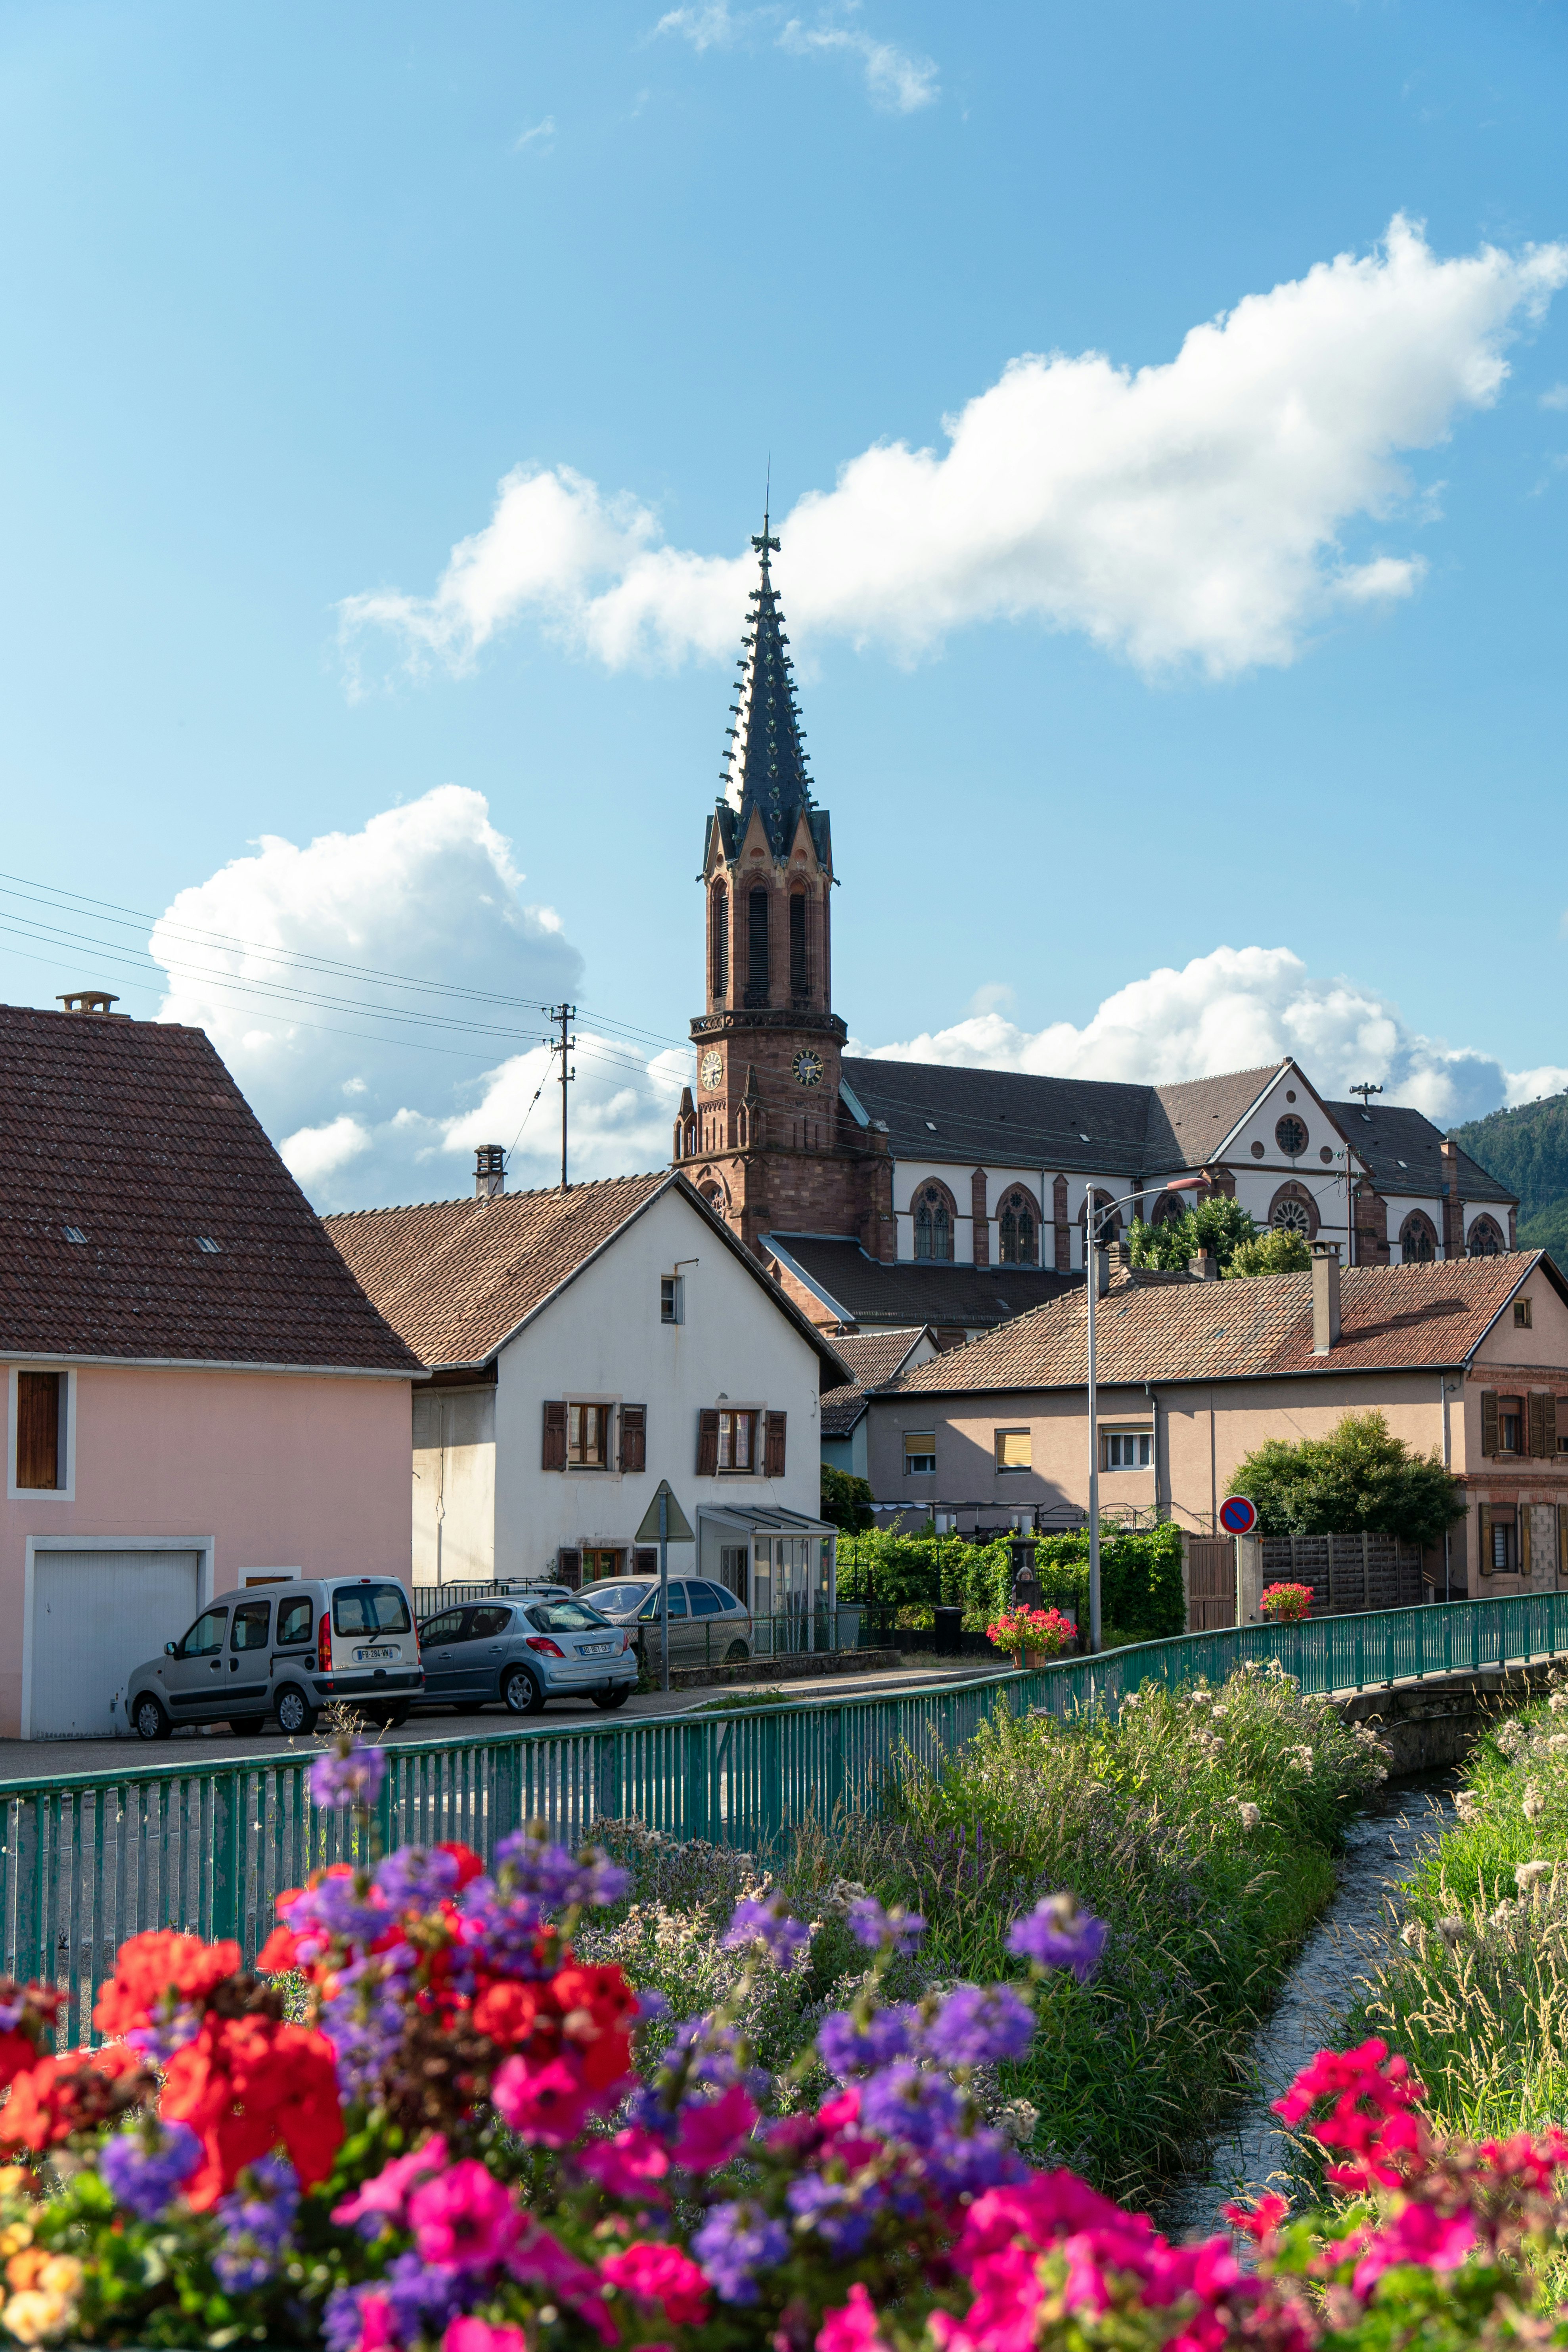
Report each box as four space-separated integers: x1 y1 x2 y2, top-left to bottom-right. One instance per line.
126 1571 747 1738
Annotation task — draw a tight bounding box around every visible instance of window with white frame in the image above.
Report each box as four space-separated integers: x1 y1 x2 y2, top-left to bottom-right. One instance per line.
994 1428 1032 1473
1102 1429 1152 1471
904 1433 936 1475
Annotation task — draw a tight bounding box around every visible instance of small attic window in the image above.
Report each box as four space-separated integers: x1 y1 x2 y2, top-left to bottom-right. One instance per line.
1396 1159 1407 1170
1360 1111 1373 1123
195 1236 222 1255
63 1226 86 1245
1079 1132 1090 1142
925 1120 938 1131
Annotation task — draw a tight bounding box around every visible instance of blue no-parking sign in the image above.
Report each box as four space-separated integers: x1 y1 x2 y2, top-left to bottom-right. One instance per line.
1218 1494 1258 1536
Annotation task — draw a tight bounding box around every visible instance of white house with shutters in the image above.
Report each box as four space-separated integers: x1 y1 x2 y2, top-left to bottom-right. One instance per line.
327 1166 849 1623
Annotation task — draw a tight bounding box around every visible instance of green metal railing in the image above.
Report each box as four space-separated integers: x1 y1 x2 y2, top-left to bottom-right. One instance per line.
4 1590 1565 2041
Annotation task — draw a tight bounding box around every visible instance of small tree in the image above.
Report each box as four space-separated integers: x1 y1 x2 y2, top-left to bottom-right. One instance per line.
1225 1226 1311 1278
820 1465 874 1533
1129 1195 1258 1274
1229 1410 1465 1550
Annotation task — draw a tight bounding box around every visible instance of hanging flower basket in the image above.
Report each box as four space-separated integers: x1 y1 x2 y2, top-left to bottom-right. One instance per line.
1260 1580 1314 1623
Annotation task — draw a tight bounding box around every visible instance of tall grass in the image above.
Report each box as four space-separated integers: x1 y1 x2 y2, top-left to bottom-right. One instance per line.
592 1662 1386 2209
1352 1674 1568 2141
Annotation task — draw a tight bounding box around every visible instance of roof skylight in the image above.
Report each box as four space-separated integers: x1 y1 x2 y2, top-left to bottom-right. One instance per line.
196 1236 222 1253
63 1225 86 1244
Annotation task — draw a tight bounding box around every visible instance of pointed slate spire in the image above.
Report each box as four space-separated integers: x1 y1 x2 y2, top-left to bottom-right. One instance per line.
720 511 814 857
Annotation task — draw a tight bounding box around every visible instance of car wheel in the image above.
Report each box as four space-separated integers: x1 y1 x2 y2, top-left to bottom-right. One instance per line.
502 1666 544 1716
725 1640 750 1662
592 1685 632 1711
227 1717 266 1736
275 1684 318 1736
133 1694 171 1741
380 1704 411 1728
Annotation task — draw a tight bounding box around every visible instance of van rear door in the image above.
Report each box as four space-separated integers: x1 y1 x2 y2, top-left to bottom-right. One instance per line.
331 1582 417 1667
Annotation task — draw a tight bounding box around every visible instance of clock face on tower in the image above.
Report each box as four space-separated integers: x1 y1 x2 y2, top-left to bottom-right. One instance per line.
792 1049 824 1088
699 1050 724 1091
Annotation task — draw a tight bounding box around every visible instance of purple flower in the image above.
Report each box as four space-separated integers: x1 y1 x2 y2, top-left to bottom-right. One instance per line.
321 1946 416 2101
845 1896 925 1954
494 1827 630 1910
374 1845 461 1911
922 2126 1029 2196
923 1982 1036 2069
722 1894 811 1969
635 1986 671 2023
323 2256 466 2352
785 2171 874 2253
124 2005 203 2066
455 1878 551 1977
859 2063 964 2150
286 1871 386 1959
816 2005 916 2078
692 2200 789 2304
213 2155 299 2291
310 1739 387 1810
1007 1892 1109 1984
100 2120 201 2219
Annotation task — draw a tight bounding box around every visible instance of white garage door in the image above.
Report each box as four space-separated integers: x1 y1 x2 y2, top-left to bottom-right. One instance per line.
31 1549 202 1738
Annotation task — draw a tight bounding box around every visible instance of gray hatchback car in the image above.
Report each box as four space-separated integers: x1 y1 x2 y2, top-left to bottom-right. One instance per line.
414 1595 637 1717
576 1575 752 1668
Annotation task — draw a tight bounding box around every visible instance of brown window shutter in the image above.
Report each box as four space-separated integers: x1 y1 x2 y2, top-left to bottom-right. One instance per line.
542 1398 567 1470
1530 1392 1547 1459
1478 1503 1492 1575
1547 1394 1560 1457
1558 1504 1568 1584
634 1548 657 1576
1481 1390 1498 1458
764 1410 787 1478
15 1371 61 1490
1522 1507 1534 1580
620 1404 646 1473
557 1547 581 1590
697 1408 719 1477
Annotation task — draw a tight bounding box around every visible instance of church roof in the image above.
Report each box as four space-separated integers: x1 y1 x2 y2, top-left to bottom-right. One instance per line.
1324 1099 1514 1205
765 1232 1079 1332
715 516 824 862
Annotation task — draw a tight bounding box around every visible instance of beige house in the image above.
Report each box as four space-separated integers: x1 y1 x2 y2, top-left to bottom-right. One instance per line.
867 1244 1568 1599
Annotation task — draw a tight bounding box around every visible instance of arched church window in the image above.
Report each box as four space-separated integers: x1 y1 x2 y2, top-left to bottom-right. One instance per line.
1400 1212 1436 1264
1272 1197 1312 1237
1467 1216 1503 1257
746 887 770 1006
789 890 808 1000
710 881 728 1001
914 1187 953 1262
999 1190 1038 1265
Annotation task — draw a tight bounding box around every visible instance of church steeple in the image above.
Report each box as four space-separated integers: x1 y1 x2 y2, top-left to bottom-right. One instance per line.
719 514 824 863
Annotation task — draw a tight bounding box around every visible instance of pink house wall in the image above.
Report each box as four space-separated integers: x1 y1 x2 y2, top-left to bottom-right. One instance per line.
2 1362 414 1739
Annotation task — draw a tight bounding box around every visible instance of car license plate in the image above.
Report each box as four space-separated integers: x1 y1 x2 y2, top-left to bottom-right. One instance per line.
355 1645 398 1664
579 1641 613 1657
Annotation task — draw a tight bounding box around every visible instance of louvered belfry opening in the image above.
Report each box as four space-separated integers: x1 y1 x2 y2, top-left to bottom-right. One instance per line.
710 881 728 1004
789 890 808 1002
747 887 770 1006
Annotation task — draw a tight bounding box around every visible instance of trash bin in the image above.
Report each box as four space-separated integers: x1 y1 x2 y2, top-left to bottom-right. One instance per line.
933 1605 963 1656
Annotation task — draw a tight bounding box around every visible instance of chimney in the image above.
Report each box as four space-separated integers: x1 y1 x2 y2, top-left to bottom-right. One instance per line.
474 1144 506 1201
57 989 122 1016
1107 1239 1132 1282
1311 1239 1341 1353
1095 1245 1110 1298
1440 1137 1462 1258
1190 1249 1216 1281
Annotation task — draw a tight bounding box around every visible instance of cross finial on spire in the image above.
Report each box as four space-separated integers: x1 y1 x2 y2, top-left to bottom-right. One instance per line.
751 511 780 561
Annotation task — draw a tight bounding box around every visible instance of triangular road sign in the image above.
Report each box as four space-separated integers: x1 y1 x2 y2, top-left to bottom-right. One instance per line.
634 1479 695 1544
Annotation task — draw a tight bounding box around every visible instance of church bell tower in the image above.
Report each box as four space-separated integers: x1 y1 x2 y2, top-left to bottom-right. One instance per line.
672 515 892 1263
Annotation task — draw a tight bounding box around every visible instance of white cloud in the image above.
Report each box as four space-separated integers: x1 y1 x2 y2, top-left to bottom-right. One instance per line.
341 216 1568 686
280 1115 372 1188
777 19 938 111
654 0 742 48
514 115 555 150
1541 382 1568 410
861 944 1568 1129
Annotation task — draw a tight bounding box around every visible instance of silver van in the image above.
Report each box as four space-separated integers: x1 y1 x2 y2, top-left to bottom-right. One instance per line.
127 1577 423 1740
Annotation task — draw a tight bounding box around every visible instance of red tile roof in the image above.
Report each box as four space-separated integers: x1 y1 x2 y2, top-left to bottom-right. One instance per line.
0 1005 419 1372
820 1327 932 1437
892 1253 1553 1397
328 1170 853 1380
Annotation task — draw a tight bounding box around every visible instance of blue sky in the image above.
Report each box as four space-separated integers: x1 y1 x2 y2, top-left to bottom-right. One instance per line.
1 1 1565 1205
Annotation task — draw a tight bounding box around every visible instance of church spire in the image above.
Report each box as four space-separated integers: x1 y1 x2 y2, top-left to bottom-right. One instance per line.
720 509 816 857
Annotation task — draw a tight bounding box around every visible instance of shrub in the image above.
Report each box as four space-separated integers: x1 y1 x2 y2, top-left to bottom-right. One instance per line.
1128 1194 1257 1272
1231 1408 1465 1549
837 1525 1185 1643
1225 1226 1312 1276
819 1465 873 1532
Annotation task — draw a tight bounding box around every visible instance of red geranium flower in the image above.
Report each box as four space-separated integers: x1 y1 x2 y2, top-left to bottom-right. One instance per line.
0 2044 142 2151
160 2013 342 2208
93 1931 242 2036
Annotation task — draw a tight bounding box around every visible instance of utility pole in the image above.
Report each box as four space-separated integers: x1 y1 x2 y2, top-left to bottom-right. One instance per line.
548 1003 576 1189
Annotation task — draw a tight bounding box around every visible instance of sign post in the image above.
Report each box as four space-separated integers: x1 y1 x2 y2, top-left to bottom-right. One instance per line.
634 1480 695 1693
1218 1494 1259 1628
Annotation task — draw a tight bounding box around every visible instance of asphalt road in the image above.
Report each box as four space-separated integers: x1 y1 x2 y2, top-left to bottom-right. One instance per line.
0 1656 999 1781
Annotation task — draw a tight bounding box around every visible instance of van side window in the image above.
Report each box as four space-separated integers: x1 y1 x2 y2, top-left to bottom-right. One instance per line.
276 1598 313 1647
231 1601 271 1651
180 1607 228 1658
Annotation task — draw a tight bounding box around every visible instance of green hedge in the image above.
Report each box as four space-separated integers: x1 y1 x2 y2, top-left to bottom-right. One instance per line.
836 1522 1184 1638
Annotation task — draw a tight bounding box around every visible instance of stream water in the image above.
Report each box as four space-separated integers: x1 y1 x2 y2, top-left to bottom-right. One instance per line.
1160 1773 1456 2240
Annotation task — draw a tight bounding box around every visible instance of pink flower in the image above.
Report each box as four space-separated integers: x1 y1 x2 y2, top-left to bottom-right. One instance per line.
1350 2200 1475 2296
357 2295 396 2351
1222 2192 1288 2242
579 2127 671 2199
509 2218 620 2344
601 2241 710 2327
331 2135 448 2231
493 2054 594 2146
817 2283 881 2352
407 2161 522 2269
672 2081 758 2172
446 2325 528 2352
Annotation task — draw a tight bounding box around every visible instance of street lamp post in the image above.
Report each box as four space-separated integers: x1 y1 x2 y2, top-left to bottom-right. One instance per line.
1082 1173 1203 1652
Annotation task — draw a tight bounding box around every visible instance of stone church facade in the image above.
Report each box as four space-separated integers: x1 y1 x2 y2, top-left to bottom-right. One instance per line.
672 527 1517 1341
